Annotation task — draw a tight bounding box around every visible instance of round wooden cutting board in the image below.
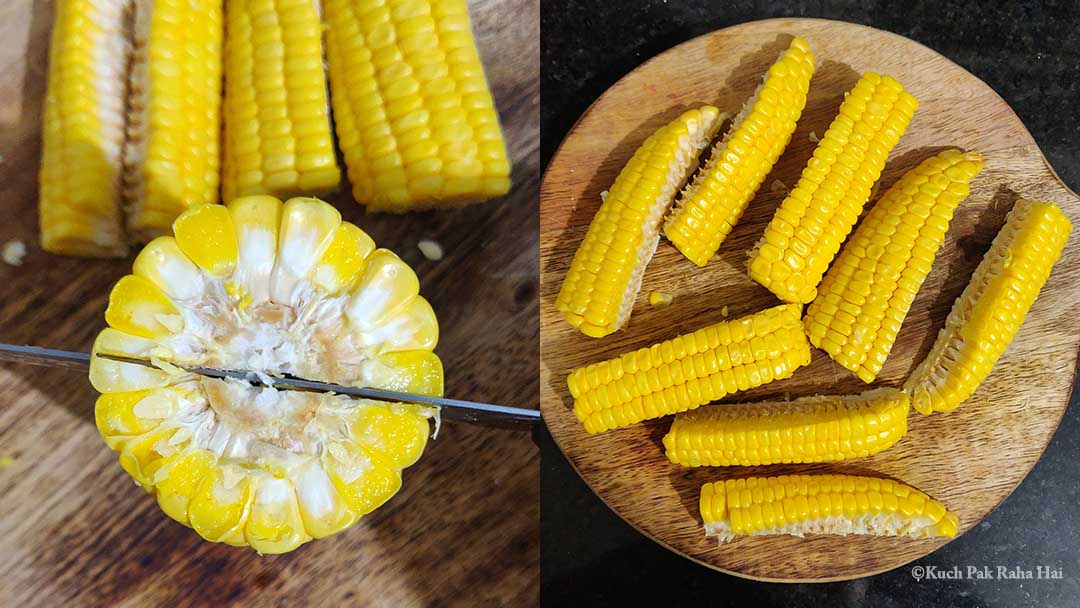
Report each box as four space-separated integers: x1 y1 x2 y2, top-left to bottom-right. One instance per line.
539 18 1080 582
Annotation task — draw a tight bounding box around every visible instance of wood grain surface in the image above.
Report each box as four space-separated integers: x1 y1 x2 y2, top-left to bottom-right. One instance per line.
0 1 539 606
539 18 1080 582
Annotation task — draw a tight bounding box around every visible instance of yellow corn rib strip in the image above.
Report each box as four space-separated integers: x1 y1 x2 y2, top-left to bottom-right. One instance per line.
747 73 918 304
323 0 511 211
125 0 223 241
904 200 1071 414
555 107 722 338
805 150 984 383
223 0 341 202
39 0 131 257
567 303 810 433
664 388 909 466
700 474 959 543
664 37 815 267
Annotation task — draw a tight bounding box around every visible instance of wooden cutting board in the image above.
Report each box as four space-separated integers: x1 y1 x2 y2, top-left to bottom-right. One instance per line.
0 0 538 606
540 18 1080 582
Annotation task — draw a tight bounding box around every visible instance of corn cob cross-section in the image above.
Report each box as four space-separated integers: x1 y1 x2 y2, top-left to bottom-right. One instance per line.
90 197 442 553
748 73 918 304
805 150 984 383
700 474 959 543
556 107 722 338
39 0 131 257
323 0 511 211
664 388 909 467
222 0 341 202
904 200 1071 414
664 37 815 267
568 303 811 433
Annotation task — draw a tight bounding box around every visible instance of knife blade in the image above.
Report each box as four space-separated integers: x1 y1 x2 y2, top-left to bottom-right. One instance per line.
0 343 540 427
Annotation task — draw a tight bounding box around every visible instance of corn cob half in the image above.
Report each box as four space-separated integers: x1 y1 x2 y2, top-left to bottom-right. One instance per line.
747 73 918 303
90 196 442 553
568 303 810 433
664 37 815 266
904 200 1071 414
805 150 984 383
39 0 131 257
556 107 722 338
700 474 959 543
664 388 909 467
323 0 511 211
124 0 223 241
222 0 341 202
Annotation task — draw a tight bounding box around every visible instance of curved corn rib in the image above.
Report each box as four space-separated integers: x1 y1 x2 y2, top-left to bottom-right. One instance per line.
568 303 810 433
904 200 1071 414
805 150 984 383
700 474 959 543
664 388 909 466
556 107 722 338
747 73 918 304
664 37 815 267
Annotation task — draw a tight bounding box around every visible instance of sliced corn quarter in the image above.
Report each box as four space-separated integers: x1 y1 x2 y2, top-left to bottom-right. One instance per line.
664 388 909 466
748 73 918 303
805 150 984 383
905 200 1071 414
556 107 722 338
567 303 810 433
323 0 511 211
664 37 815 266
124 0 223 241
39 0 130 257
222 0 341 202
90 196 443 553
700 474 959 543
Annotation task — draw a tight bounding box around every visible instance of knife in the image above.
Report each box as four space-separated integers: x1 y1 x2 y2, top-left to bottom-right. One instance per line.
0 343 540 427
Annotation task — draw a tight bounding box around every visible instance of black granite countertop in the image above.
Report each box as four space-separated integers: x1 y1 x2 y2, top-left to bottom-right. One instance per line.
539 1 1080 606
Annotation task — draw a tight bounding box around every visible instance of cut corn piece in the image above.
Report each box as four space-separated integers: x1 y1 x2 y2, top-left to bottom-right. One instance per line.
805 150 984 383
556 107 722 338
90 196 442 553
39 0 130 257
700 474 959 542
124 0 223 241
905 200 1071 414
568 303 810 433
664 38 815 266
664 388 909 466
323 0 511 211
222 0 340 202
748 73 918 303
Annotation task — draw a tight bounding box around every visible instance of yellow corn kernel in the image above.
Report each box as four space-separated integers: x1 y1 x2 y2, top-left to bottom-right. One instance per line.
568 304 811 433
173 204 239 277
905 200 1071 414
556 107 723 338
664 38 815 266
664 388 909 466
311 223 378 294
748 73 918 303
105 274 183 339
806 150 984 382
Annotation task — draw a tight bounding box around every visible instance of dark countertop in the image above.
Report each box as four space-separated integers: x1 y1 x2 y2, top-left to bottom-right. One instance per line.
539 1 1080 606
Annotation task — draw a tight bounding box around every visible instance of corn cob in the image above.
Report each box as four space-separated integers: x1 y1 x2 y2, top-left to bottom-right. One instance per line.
747 73 918 303
805 150 984 383
700 474 959 543
904 200 1071 414
39 0 131 257
556 107 722 338
664 38 815 267
322 0 511 211
222 0 341 202
568 303 810 433
124 0 223 241
664 388 909 467
90 196 442 553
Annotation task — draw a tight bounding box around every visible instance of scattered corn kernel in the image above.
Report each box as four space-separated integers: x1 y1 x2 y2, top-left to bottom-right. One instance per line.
2 240 27 266
418 239 444 261
649 291 673 308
